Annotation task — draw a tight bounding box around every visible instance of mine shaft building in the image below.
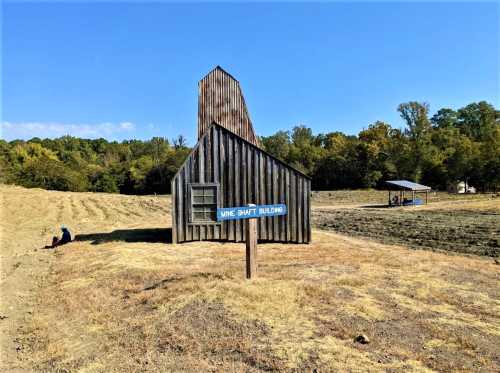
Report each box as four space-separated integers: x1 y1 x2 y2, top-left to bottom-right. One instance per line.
171 67 311 244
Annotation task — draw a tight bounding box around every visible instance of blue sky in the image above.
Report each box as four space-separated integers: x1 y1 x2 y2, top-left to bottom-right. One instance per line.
2 1 498 144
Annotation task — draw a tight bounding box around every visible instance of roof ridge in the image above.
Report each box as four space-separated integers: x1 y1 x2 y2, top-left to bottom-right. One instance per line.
202 65 239 82
208 122 311 180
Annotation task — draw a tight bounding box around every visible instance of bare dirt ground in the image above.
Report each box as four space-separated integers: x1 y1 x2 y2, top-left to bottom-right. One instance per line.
1 185 499 372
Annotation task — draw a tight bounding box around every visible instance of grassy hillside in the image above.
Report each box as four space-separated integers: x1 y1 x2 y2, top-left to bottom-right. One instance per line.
1 186 499 372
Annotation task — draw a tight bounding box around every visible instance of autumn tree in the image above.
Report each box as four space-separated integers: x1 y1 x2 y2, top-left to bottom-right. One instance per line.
398 102 433 182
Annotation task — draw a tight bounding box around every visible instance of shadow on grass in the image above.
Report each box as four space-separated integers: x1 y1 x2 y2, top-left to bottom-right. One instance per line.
75 228 172 245
360 204 390 209
74 229 310 246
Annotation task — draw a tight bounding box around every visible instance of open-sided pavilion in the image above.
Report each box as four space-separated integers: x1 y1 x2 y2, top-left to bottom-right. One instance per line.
385 180 431 206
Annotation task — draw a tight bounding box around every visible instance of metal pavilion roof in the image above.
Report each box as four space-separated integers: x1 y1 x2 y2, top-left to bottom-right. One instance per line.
385 180 431 191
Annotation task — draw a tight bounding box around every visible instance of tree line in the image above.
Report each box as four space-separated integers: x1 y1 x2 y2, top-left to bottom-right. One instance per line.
1 101 498 193
262 101 499 191
0 135 190 194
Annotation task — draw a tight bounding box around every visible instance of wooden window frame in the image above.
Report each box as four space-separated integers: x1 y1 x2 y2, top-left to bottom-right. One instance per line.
187 183 221 225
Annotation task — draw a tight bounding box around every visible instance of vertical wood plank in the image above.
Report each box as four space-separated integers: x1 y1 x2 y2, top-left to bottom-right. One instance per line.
266 156 272 240
279 165 285 242
273 161 279 241
177 173 184 242
285 168 291 242
191 153 200 241
307 179 311 242
301 177 305 243
228 135 234 241
220 128 227 240
297 176 303 243
204 130 213 240
199 135 206 240
259 152 266 239
247 146 252 204
235 138 241 241
191 153 198 240
171 178 177 244
212 126 220 240
254 149 260 239
184 161 192 241
241 142 247 241
290 173 296 242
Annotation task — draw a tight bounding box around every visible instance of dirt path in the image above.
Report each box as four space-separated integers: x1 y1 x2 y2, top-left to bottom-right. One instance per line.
0 187 56 371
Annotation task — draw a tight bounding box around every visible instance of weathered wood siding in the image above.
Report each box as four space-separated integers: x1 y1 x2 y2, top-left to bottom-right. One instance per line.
172 124 311 244
198 66 260 146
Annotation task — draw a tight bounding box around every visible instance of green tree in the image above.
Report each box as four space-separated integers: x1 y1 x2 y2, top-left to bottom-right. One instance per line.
128 155 155 193
91 172 119 193
260 130 290 161
287 125 324 174
478 124 500 191
0 100 498 194
357 121 396 187
19 156 89 191
398 102 432 182
431 108 457 128
456 101 497 140
149 137 170 165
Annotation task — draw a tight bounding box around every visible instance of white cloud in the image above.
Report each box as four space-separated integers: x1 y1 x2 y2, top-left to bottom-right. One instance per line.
119 122 135 130
0 121 136 140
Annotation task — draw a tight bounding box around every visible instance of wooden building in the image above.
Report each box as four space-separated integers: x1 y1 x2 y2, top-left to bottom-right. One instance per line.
171 67 311 244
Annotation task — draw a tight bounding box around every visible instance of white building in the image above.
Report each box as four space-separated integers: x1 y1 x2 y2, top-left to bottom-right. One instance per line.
448 181 476 194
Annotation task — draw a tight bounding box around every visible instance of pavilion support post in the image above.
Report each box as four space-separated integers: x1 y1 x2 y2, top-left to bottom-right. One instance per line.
412 191 415 206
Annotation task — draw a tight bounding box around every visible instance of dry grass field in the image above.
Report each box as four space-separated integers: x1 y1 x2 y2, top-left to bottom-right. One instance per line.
1 185 499 372
313 191 500 257
311 190 495 207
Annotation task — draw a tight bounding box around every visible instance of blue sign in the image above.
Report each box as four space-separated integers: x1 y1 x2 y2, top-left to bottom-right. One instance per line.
217 204 287 221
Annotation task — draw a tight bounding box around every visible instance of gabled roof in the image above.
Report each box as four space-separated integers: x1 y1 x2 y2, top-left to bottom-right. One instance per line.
204 65 239 82
211 122 311 179
385 180 431 191
173 122 311 181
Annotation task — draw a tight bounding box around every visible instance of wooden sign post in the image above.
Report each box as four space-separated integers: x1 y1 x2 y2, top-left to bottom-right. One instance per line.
217 203 287 280
245 204 258 279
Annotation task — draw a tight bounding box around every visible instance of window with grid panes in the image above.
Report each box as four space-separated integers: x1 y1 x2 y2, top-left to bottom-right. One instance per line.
190 184 218 223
